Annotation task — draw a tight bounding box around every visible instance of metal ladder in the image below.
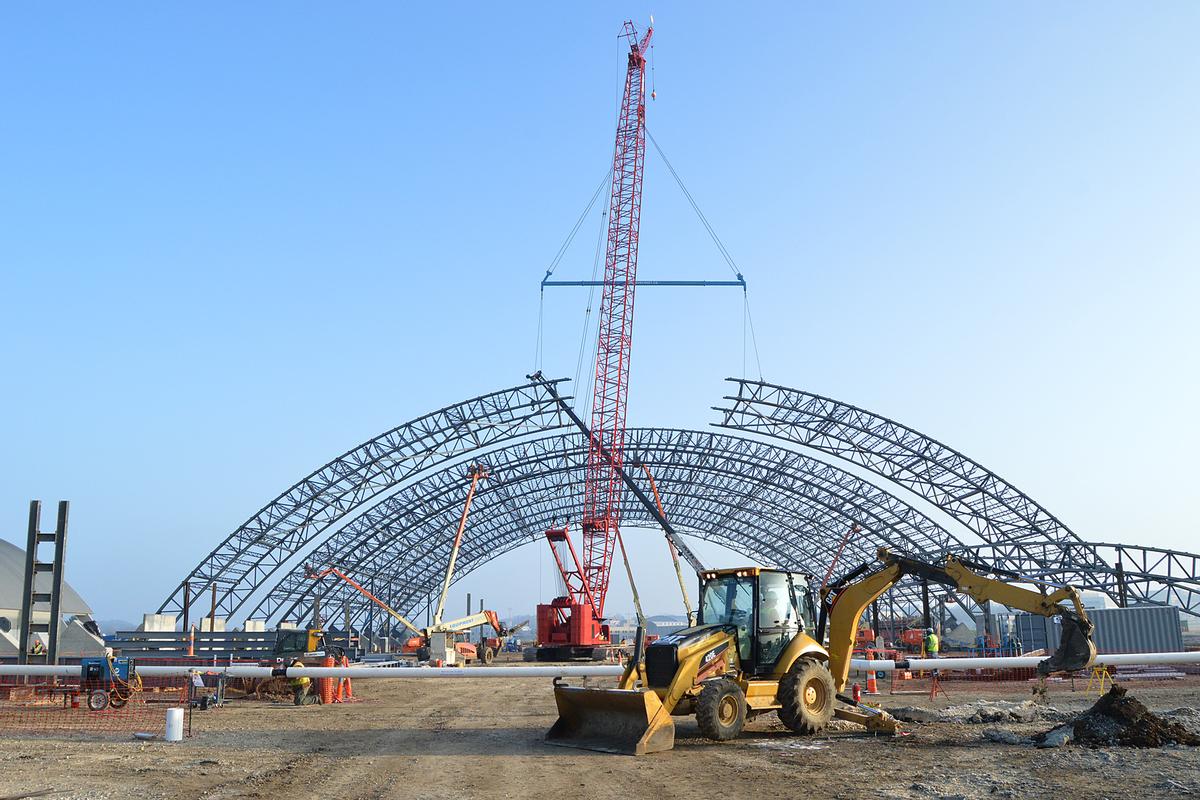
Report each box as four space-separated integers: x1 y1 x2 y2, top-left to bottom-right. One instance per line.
18 500 70 665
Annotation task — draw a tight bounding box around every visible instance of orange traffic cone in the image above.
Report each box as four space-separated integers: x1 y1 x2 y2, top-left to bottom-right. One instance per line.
866 671 879 695
334 655 351 702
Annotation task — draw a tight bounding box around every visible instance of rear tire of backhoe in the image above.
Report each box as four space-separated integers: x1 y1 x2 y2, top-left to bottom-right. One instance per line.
696 679 747 741
777 658 835 734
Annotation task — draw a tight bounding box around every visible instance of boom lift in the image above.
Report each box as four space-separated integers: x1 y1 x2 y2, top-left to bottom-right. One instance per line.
304 566 511 664
546 548 1096 755
307 465 518 665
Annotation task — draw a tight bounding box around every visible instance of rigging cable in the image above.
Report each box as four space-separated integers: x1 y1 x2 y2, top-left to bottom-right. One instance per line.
646 128 764 378
646 128 742 280
535 167 612 371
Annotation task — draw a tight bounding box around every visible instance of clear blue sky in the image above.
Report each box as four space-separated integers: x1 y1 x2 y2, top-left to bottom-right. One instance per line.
2 4 1197 624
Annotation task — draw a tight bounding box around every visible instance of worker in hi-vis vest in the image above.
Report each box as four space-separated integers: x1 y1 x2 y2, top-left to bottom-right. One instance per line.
290 659 319 705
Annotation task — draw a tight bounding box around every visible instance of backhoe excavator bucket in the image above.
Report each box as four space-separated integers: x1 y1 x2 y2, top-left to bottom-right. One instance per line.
546 686 675 755
1038 613 1098 676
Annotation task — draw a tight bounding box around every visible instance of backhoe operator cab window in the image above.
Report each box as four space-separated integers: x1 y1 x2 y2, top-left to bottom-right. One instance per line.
699 571 817 669
700 574 755 663
757 572 814 669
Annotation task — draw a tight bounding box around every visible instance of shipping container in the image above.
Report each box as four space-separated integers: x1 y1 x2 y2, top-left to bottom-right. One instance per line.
1002 605 1183 655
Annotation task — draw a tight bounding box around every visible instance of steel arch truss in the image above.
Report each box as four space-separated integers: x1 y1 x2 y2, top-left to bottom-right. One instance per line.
716 380 1100 560
259 428 959 628
165 377 1200 628
158 380 573 620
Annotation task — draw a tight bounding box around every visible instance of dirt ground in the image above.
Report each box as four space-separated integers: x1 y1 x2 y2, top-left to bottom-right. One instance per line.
1 670 1198 800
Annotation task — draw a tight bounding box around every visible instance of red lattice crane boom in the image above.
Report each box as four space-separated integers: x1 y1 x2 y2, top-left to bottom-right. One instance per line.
537 20 652 659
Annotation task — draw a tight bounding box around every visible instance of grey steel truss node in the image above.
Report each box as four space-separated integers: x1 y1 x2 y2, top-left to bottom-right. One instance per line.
164 377 1200 630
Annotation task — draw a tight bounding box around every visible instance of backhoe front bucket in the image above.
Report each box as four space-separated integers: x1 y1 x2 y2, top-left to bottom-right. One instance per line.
546 686 675 755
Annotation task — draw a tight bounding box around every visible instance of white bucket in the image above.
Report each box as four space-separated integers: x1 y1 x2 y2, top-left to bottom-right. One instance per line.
165 707 184 742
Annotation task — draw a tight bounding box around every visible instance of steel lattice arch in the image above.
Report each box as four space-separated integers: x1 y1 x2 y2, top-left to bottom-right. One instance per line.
161 377 1200 631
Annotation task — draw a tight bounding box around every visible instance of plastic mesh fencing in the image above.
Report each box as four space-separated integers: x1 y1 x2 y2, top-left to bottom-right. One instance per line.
0 659 209 739
0 675 190 739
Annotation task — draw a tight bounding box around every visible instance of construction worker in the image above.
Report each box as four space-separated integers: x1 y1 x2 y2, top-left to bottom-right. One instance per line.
30 638 46 656
289 659 319 705
923 627 939 658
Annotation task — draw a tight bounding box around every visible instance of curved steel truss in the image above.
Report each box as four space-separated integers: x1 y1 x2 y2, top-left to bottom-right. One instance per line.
159 380 572 619
164 377 1200 627
260 428 958 628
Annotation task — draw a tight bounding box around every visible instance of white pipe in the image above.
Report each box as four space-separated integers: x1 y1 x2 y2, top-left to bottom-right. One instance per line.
848 651 1200 672
2 652 1196 680
0 664 625 679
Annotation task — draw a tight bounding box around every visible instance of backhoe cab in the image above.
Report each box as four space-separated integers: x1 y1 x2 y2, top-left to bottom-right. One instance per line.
546 549 1097 755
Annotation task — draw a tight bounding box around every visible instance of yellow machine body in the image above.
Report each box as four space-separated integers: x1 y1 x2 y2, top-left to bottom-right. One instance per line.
547 553 1098 755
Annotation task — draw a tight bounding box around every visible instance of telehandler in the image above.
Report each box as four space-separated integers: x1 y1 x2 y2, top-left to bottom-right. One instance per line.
546 547 1096 755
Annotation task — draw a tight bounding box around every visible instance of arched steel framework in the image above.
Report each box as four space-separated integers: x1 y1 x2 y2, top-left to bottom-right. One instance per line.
159 380 571 619
164 378 1200 627
259 428 959 628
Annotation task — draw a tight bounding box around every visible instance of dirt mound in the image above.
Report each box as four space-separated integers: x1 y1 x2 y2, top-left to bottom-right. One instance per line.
1039 685 1200 748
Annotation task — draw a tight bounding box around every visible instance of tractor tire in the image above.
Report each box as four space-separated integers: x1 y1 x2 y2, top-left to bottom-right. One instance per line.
415 646 431 662
523 646 537 662
480 646 494 664
777 658 835 734
87 689 109 712
696 678 747 741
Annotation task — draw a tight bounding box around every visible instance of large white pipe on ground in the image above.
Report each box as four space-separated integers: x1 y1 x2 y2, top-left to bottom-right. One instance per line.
849 651 1200 672
0 664 626 679
0 652 1196 680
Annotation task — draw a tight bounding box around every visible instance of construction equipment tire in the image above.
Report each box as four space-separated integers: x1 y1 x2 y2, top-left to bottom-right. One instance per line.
696 678 747 741
777 658 835 734
87 689 109 712
480 646 494 664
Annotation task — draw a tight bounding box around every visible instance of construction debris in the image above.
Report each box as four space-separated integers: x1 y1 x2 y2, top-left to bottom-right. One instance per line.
1036 686 1200 748
890 699 1064 725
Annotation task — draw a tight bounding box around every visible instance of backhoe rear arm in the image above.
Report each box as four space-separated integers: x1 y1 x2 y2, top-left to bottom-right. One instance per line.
823 549 1096 691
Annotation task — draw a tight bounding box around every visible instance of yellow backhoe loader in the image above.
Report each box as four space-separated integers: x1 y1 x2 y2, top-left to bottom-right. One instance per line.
546 547 1096 755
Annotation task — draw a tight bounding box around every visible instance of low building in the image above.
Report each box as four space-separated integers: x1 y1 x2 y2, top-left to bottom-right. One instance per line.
0 537 106 659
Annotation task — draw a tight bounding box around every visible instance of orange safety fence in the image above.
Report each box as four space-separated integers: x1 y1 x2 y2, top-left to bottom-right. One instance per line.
0 661 192 739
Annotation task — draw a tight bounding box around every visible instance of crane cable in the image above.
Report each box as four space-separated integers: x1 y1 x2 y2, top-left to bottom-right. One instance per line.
534 167 612 372
647 128 764 379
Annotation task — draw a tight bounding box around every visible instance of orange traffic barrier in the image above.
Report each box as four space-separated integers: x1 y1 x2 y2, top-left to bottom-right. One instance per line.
319 656 335 704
